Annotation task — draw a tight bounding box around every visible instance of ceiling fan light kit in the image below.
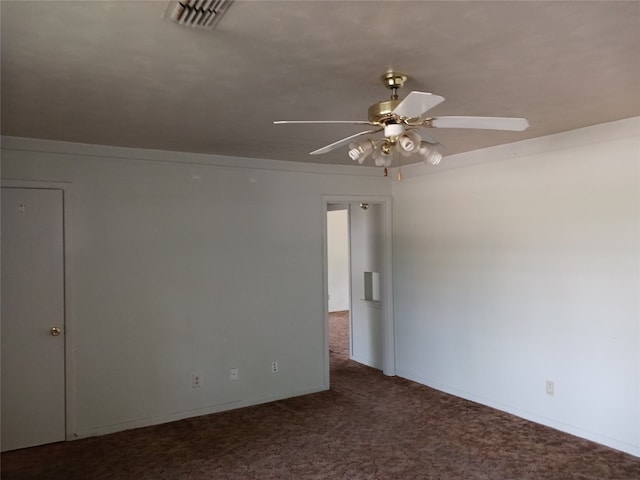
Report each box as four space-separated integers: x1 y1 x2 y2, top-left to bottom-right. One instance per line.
274 72 529 177
348 139 374 164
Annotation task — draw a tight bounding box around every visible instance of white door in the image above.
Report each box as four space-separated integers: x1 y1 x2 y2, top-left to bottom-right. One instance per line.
1 187 66 451
349 202 384 370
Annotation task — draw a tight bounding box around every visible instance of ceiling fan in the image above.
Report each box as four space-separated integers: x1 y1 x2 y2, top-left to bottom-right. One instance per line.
274 72 529 173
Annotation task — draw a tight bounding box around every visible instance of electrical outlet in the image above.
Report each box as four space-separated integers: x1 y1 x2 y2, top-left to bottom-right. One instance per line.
271 361 279 374
192 372 203 388
230 368 239 380
545 380 554 396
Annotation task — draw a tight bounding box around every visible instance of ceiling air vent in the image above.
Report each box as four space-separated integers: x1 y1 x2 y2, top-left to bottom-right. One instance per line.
167 0 234 29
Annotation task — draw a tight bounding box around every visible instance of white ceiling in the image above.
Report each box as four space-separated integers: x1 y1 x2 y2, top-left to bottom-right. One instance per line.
1 1 639 166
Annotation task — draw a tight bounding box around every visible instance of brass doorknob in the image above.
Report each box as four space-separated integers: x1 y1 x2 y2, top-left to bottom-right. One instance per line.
50 327 62 336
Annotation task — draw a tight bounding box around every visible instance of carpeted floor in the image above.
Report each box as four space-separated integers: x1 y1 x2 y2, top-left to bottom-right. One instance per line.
2 311 639 479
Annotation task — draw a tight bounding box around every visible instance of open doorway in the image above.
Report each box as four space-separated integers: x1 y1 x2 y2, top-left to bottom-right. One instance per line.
327 205 351 362
323 196 395 387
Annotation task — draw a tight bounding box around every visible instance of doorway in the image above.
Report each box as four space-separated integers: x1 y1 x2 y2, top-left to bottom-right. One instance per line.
323 195 395 387
327 205 351 362
1 186 67 451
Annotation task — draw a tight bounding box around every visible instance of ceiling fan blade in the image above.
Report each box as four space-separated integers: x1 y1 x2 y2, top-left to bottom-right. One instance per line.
430 116 529 131
310 128 383 155
393 91 445 119
274 120 372 125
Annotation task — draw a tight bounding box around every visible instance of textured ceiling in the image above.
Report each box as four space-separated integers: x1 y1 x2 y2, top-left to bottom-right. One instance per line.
1 1 639 166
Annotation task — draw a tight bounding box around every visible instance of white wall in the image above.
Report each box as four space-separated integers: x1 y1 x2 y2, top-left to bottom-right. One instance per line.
0 137 391 439
327 209 350 312
392 117 640 456
5 117 638 455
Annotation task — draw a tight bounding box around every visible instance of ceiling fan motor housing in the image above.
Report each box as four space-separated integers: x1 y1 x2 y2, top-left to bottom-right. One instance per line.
368 99 402 124
369 71 409 124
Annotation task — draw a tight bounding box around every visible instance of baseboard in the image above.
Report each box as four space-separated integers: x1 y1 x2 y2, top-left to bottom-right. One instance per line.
351 355 382 371
395 368 640 458
71 385 328 441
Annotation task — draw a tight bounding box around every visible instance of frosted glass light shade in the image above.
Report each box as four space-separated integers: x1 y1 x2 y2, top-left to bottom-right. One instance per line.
372 146 390 167
347 139 374 164
398 130 422 152
418 141 443 165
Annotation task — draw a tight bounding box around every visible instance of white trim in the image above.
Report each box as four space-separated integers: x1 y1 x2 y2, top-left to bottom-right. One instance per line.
397 116 640 180
322 195 395 377
320 201 331 388
381 196 395 376
72 385 326 440
347 203 354 361
396 368 640 457
0 179 77 442
351 355 380 370
1 136 383 178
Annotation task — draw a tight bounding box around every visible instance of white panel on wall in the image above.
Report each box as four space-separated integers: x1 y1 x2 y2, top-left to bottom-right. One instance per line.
392 118 640 456
327 209 350 312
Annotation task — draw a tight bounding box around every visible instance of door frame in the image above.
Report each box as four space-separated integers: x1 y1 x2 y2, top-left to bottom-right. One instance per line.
1 179 76 442
321 195 395 386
